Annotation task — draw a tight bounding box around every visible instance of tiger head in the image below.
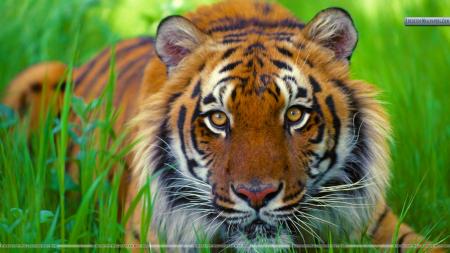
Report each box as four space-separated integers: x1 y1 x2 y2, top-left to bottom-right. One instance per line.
133 1 390 246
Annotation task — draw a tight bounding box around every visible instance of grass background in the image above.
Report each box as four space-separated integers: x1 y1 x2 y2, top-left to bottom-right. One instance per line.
0 0 449 251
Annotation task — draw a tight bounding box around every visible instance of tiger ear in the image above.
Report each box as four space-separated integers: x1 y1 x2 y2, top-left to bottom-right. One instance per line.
304 8 358 61
155 15 207 71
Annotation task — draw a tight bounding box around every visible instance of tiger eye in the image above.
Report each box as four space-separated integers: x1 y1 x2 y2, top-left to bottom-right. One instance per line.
286 107 303 122
210 111 228 127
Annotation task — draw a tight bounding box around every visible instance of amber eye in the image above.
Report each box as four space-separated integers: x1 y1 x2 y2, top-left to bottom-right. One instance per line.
286 107 303 123
209 111 228 127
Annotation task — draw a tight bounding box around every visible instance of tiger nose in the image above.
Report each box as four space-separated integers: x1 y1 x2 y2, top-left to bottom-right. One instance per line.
231 181 282 210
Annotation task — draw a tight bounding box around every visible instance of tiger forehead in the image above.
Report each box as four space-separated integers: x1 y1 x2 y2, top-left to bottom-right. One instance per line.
199 40 314 110
216 26 300 44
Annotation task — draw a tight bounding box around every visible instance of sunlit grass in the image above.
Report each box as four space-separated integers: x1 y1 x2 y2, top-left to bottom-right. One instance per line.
0 0 448 251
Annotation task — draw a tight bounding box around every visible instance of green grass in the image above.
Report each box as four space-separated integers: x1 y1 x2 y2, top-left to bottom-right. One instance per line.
0 0 449 252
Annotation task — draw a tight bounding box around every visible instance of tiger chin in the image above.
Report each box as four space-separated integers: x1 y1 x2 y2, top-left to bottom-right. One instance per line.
3 0 445 252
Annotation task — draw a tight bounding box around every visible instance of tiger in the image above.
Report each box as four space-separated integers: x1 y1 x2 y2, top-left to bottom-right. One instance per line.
2 0 445 252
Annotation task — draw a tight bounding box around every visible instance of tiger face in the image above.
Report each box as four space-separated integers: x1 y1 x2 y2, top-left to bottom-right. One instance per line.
134 2 389 246
186 47 339 242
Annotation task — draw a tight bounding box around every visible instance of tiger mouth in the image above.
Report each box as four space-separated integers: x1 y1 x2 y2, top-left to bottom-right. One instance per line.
242 219 278 239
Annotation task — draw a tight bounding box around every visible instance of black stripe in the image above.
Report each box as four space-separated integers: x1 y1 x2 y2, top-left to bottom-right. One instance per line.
191 126 205 156
177 105 201 180
114 54 150 106
219 60 242 73
53 81 67 91
398 232 414 245
262 3 272 14
157 112 207 210
223 32 247 38
310 95 341 185
267 89 279 102
75 37 154 84
152 119 172 175
282 188 303 202
216 76 248 87
152 91 183 174
281 76 293 100
256 57 264 67
222 47 238 59
191 80 201 98
198 62 205 72
296 87 307 98
272 202 300 212
214 193 235 205
271 59 292 71
207 18 304 34
296 42 305 50
271 36 291 42
202 152 212 159
283 75 298 85
231 88 237 102
312 96 324 118
309 75 322 92
332 79 354 97
168 92 182 105
370 205 390 237
30 83 42 93
324 95 340 169
132 230 141 241
218 85 227 105
276 46 293 57
205 158 213 167
244 42 266 55
177 106 187 144
77 37 153 88
213 203 247 214
309 78 369 193
270 32 294 37
333 79 368 185
309 123 325 144
304 59 314 68
275 84 281 96
221 30 294 43
259 74 271 86
191 96 202 124
203 94 217 105
117 52 151 82
74 47 109 85
246 59 254 68
396 232 414 253
222 38 244 44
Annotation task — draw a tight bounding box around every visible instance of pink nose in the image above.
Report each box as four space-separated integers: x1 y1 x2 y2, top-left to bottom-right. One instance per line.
232 182 281 209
